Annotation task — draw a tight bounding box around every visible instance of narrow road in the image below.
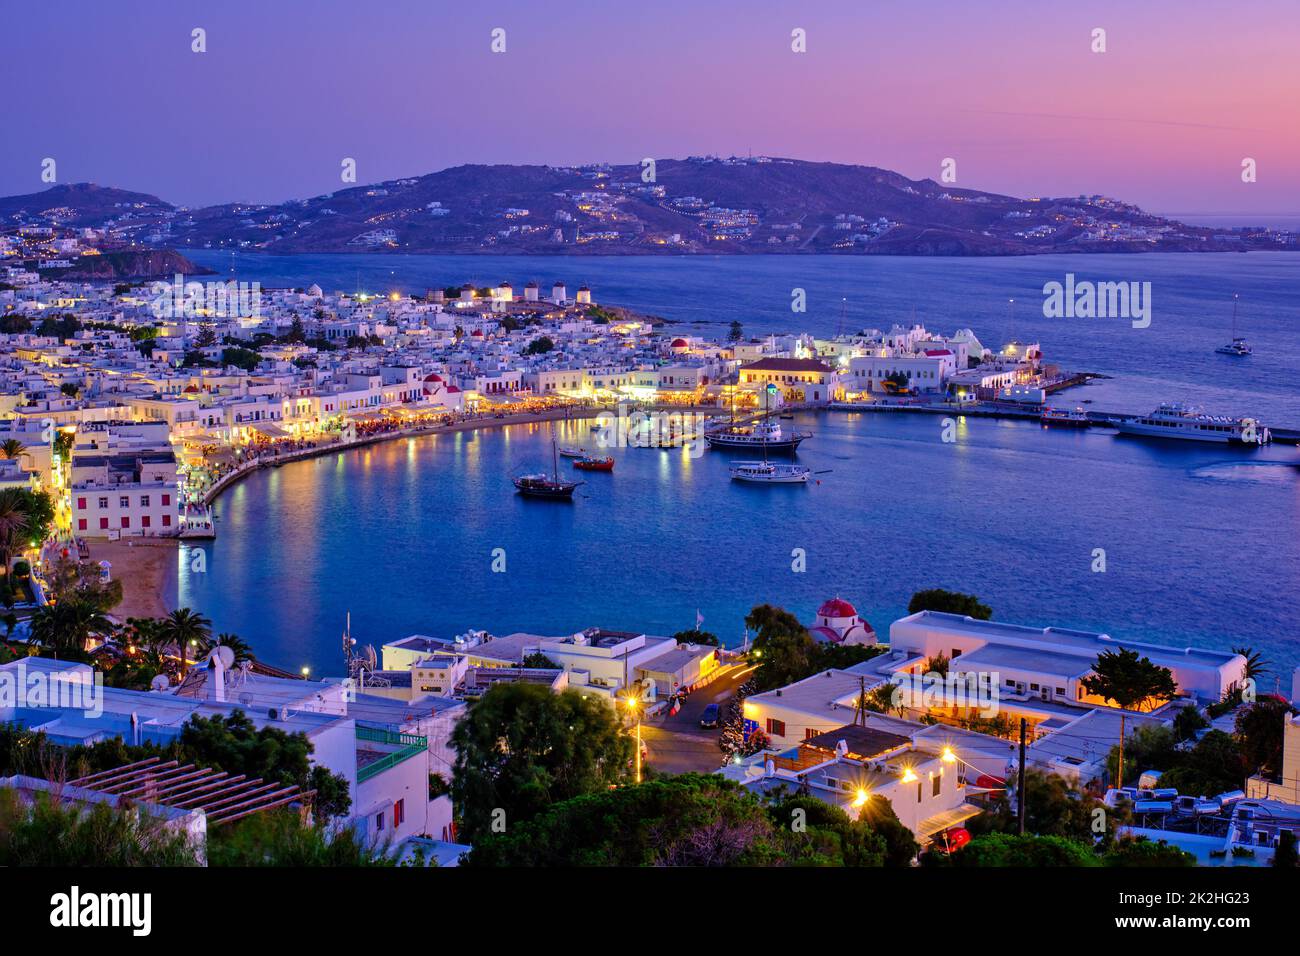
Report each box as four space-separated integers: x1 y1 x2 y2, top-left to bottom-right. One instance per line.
639 663 756 775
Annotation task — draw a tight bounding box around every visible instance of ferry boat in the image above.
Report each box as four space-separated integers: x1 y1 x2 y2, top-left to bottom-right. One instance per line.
1040 406 1090 428
1116 403 1271 445
1214 294 1252 356
573 455 614 472
728 460 812 484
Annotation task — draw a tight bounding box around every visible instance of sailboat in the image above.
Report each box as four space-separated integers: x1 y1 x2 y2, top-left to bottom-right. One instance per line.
514 425 583 499
1215 294 1252 356
705 379 811 453
728 384 812 484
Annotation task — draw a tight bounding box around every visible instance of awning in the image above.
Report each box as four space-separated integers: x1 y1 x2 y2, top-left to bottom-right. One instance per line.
249 422 289 438
916 802 984 839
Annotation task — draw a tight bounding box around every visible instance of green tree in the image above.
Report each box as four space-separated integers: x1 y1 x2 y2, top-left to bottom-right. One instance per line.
947 832 1100 867
1232 646 1269 683
728 320 744 342
451 682 633 843
1102 837 1196 867
206 809 393 866
907 588 992 620
27 599 114 659
1235 696 1296 781
0 788 199 867
1158 731 1247 798
524 335 555 355
196 631 256 663
746 604 815 691
0 439 26 461
467 774 792 867
1081 648 1178 790
159 607 213 665
671 629 720 647
970 770 1121 843
220 347 261 371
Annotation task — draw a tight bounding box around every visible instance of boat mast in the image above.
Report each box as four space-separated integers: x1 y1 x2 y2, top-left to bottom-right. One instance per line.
1232 293 1239 340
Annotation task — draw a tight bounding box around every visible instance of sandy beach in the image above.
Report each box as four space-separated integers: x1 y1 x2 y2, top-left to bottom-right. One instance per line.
84 538 178 621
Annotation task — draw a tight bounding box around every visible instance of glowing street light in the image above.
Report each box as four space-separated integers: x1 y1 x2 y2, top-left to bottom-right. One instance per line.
852 787 871 809
624 693 642 784
941 746 957 764
900 767 918 784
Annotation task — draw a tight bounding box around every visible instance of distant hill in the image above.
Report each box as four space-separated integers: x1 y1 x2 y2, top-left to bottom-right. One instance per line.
2 159 1288 257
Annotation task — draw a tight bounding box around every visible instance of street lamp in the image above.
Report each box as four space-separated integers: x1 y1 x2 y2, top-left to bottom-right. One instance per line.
624 694 642 784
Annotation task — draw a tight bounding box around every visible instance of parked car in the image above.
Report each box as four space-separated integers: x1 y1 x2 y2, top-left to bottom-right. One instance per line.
699 703 721 728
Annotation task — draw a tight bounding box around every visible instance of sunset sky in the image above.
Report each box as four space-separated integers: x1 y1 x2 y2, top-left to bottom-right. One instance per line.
4 0 1297 218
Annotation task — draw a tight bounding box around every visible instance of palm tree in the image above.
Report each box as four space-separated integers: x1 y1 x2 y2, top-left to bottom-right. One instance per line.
196 631 256 663
1231 646 1269 684
158 608 212 668
0 439 27 461
1081 648 1179 791
0 488 30 579
28 600 115 659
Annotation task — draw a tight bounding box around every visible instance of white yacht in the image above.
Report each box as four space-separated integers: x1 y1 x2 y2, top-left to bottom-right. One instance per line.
1116 403 1271 445
728 460 812 483
1214 294 1252 356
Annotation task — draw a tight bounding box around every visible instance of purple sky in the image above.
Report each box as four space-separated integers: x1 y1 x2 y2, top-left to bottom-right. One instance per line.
4 0 1297 218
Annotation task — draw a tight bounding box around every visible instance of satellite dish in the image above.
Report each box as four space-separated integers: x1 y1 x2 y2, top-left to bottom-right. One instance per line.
213 645 236 669
150 674 170 692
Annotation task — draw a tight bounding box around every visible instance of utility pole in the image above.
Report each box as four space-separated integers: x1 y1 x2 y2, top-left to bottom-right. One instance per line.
1017 717 1028 836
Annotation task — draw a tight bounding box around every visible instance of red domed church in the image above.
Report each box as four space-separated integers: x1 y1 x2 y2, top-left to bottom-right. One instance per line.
808 597 877 646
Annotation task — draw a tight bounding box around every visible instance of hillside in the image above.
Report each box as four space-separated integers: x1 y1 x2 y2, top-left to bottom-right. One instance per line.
2 159 1288 257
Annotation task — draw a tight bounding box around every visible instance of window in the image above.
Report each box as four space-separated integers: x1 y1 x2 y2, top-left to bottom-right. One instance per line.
77 497 86 510
393 799 405 828
141 515 151 528
98 497 108 509
765 718 786 738
121 517 130 529
933 773 942 797
78 519 86 531
119 496 130 508
374 812 384 832
917 782 923 803
1055 687 1065 696
804 727 819 740
162 514 172 527
140 495 150 507
99 518 108 530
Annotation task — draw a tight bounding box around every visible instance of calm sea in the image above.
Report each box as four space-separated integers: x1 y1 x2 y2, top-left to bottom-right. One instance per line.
178 251 1300 681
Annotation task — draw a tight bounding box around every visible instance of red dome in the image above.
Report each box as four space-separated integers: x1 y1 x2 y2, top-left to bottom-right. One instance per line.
817 598 858 619
424 373 442 382
670 338 688 348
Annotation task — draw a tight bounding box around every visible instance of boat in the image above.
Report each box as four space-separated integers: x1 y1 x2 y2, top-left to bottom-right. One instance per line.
514 429 584 499
573 455 614 472
706 383 810 453
1116 403 1271 445
1040 406 1090 428
558 446 586 458
1214 294 1253 356
728 460 812 484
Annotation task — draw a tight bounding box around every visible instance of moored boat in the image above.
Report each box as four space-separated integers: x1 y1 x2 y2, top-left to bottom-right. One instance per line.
728 460 812 484
513 474 582 498
1040 406 1090 428
1116 403 1271 445
573 455 614 472
558 446 586 458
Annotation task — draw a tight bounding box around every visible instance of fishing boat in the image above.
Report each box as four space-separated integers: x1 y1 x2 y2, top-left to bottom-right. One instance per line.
514 429 583 498
728 460 812 483
1116 403 1271 445
573 455 614 472
1040 407 1090 428
1215 294 1252 356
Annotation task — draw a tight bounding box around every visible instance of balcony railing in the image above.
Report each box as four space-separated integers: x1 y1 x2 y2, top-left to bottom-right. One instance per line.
355 726 427 783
